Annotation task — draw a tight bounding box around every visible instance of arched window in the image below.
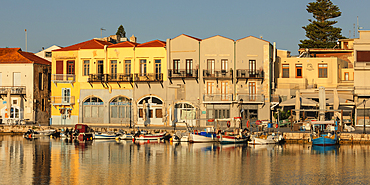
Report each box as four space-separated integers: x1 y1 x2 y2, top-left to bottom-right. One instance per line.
83 97 104 123
110 96 131 122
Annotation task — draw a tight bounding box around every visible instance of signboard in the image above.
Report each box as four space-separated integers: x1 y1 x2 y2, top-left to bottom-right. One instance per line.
83 102 104 105
202 111 206 114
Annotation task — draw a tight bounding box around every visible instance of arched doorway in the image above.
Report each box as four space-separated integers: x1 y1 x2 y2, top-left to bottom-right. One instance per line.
110 96 131 124
83 96 104 123
173 102 196 127
137 96 163 126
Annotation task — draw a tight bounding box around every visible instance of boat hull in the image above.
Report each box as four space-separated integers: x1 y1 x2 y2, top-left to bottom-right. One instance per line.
248 136 278 145
312 136 337 146
190 133 218 143
135 132 166 140
116 134 133 140
94 134 118 139
220 135 248 144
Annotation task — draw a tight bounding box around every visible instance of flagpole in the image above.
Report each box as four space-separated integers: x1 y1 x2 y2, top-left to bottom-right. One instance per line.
25 29 27 52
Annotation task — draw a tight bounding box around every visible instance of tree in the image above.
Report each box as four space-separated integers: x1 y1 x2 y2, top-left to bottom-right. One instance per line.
116 25 126 38
299 0 346 49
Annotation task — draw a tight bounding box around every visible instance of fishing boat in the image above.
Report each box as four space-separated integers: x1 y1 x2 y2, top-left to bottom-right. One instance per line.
94 132 122 139
189 130 219 143
172 131 190 142
73 124 94 141
310 120 338 146
135 132 166 140
248 133 283 145
116 133 134 140
24 129 56 139
219 133 249 144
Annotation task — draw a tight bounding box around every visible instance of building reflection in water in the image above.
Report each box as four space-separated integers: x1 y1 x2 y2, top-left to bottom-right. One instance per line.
2 136 370 184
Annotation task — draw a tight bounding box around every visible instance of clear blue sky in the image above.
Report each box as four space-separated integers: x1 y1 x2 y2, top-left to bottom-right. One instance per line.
1 0 369 55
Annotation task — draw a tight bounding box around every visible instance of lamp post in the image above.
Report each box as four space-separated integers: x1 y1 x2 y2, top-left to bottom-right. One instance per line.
364 99 366 134
129 98 132 128
239 98 243 129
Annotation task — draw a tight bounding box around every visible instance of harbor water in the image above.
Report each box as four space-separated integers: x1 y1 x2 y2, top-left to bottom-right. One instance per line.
1 135 370 184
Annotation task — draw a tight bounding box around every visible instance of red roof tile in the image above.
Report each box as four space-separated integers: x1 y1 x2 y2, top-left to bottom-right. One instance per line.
137 40 166 47
0 48 51 65
109 41 140 48
54 39 113 51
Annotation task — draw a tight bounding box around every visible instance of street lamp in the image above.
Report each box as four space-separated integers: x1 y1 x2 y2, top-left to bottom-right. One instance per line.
364 99 366 134
129 98 132 128
239 98 243 129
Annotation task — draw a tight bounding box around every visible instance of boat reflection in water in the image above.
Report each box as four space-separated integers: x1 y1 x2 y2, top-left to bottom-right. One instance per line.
311 145 340 154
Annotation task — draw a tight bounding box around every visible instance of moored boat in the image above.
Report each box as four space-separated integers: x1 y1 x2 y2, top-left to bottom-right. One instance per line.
219 134 249 144
248 133 283 145
310 120 338 146
189 131 218 143
116 133 133 140
74 124 94 141
135 132 166 140
172 131 190 142
94 132 121 139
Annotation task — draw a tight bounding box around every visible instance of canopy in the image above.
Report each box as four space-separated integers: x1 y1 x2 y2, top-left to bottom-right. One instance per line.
311 120 335 125
326 97 354 105
280 97 318 107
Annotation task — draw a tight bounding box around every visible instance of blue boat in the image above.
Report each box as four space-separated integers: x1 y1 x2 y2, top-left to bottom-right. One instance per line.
310 120 338 146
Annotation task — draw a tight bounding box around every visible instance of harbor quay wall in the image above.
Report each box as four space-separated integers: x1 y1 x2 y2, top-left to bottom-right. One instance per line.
1 125 370 144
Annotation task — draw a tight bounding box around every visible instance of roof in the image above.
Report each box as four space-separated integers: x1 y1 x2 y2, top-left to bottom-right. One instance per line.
0 48 51 65
109 41 140 48
236 35 270 43
54 39 113 51
172 34 202 41
202 35 234 42
137 40 166 47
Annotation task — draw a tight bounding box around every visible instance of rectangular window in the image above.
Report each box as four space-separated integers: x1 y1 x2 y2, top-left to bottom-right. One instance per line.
296 64 302 78
221 82 229 100
83 60 90 76
111 106 118 118
186 59 193 76
140 59 147 76
38 73 43 90
221 59 228 71
62 88 71 103
207 59 215 75
139 109 143 118
282 64 289 78
156 109 162 118
357 51 370 62
110 60 117 79
249 60 256 76
173 60 180 74
48 73 51 91
249 82 256 101
13 72 21 86
56 61 63 75
97 60 104 74
344 72 349 81
155 59 161 80
67 60 75 74
318 64 328 78
125 60 131 74
207 82 214 94
45 52 52 58
42 99 45 111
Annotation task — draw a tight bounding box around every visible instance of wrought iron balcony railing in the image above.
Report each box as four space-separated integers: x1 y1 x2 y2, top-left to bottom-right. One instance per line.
203 70 233 78
50 96 75 105
236 70 264 78
134 73 163 82
236 94 265 103
0 86 26 95
168 69 198 78
203 93 233 102
52 74 75 83
88 74 133 83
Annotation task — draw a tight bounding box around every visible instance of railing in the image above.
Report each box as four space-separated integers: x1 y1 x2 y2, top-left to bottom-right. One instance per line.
237 94 265 103
168 69 198 78
236 70 263 78
0 86 26 95
203 93 233 101
203 70 233 78
88 74 133 82
134 73 163 82
52 74 75 83
50 96 75 105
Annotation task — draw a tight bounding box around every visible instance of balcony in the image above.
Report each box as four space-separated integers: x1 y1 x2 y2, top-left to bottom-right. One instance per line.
203 69 233 83
88 74 133 83
236 94 265 103
52 74 75 84
168 69 198 84
236 70 263 83
134 73 163 82
50 96 75 105
0 86 26 95
203 93 233 103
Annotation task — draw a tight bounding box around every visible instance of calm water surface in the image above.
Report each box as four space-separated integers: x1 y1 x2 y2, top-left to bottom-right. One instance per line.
1 135 370 185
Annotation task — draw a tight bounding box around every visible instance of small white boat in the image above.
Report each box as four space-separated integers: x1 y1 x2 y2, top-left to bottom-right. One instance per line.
248 133 283 145
219 134 249 144
189 131 218 143
172 131 190 142
24 129 55 139
135 132 166 140
94 132 121 139
116 133 133 140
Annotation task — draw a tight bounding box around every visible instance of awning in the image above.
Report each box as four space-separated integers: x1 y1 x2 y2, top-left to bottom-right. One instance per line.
280 97 318 107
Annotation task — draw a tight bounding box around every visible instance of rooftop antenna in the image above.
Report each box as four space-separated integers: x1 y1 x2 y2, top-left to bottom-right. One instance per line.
25 29 27 52
349 30 351 38
100 28 106 38
353 24 356 38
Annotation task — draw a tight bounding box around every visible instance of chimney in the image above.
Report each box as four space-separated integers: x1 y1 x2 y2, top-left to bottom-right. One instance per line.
130 35 137 43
